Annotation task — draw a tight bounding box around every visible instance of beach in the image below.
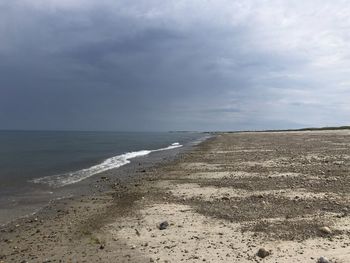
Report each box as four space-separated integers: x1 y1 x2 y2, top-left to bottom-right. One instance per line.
1 130 350 262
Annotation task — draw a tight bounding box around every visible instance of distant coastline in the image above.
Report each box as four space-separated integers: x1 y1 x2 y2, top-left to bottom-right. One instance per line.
220 125 350 133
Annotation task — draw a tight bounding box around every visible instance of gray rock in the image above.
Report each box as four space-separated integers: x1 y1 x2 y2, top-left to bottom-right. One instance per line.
317 256 330 263
158 221 169 230
257 248 270 258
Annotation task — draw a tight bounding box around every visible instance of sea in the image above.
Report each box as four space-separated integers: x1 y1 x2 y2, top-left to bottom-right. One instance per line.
0 130 206 225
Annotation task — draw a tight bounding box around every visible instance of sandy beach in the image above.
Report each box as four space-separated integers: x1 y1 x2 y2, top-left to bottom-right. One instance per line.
1 131 350 262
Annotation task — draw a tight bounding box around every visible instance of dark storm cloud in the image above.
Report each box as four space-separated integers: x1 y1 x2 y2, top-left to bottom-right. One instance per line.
1 0 349 131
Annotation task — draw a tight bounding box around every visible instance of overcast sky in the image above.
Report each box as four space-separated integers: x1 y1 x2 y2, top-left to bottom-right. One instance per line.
1 0 350 131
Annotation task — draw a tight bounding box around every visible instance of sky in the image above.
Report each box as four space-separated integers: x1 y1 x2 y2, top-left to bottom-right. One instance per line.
1 0 350 131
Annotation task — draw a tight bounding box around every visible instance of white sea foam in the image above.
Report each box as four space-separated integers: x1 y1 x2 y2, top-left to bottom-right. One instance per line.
31 142 182 188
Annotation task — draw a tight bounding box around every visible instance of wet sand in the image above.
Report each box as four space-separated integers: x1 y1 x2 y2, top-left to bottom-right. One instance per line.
1 131 350 262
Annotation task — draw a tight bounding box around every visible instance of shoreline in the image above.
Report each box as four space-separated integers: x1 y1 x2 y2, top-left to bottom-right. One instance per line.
0 135 212 261
0 135 210 227
1 131 350 262
0 134 207 227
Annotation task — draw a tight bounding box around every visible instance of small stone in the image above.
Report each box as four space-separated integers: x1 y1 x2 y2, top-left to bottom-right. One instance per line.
319 226 332 235
317 256 330 263
333 161 343 166
99 244 105 250
158 221 169 230
257 248 270 258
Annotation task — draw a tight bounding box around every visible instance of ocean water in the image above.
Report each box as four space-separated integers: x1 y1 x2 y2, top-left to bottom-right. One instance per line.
0 130 205 224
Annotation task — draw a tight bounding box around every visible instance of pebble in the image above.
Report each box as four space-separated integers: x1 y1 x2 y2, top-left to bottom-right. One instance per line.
158 221 169 230
317 256 330 263
319 226 332 235
257 248 270 258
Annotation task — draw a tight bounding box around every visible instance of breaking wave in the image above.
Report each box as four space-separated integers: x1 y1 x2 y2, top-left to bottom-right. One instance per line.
31 142 182 187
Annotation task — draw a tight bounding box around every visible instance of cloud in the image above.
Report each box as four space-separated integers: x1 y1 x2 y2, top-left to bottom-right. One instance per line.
0 0 349 131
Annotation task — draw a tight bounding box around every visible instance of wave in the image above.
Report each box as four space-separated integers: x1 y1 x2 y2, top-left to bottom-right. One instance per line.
31 142 182 188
